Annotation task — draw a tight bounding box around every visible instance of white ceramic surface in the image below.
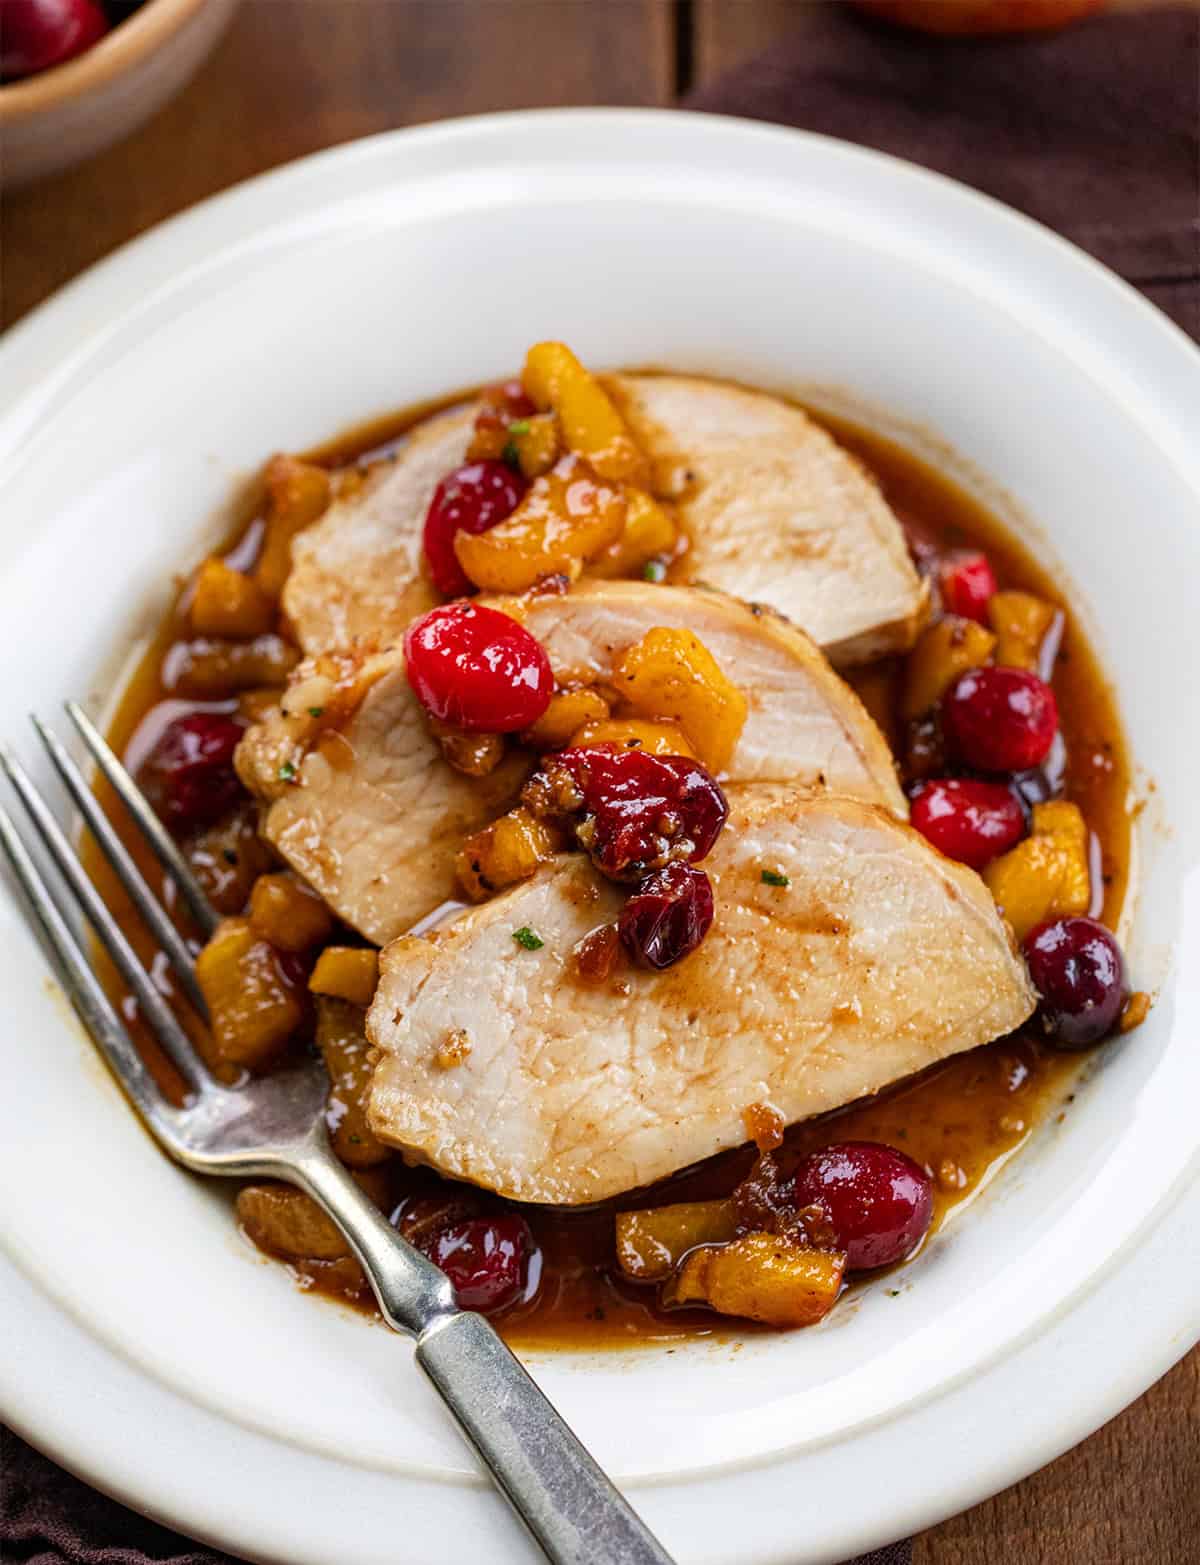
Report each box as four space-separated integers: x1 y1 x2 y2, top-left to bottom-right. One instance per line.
0 111 1197 1565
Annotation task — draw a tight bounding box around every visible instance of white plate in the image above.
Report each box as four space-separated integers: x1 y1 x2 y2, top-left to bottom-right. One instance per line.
1 110 1198 1565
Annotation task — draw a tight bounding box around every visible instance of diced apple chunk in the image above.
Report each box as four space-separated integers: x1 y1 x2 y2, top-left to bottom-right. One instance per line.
316 997 390 1167
249 873 334 953
589 490 679 579
237 1167 390 1261
570 718 696 759
255 455 332 598
456 807 564 901
662 1233 846 1328
615 1199 737 1281
611 627 747 773
522 342 648 484
989 590 1063 675
984 799 1090 941
524 687 611 749
190 558 275 639
309 946 380 1007
453 455 627 592
195 917 305 1070
902 614 996 719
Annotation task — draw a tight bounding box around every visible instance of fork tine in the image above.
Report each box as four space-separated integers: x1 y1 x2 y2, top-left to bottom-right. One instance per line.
33 716 209 1020
0 799 168 1126
1 750 208 1096
63 701 219 938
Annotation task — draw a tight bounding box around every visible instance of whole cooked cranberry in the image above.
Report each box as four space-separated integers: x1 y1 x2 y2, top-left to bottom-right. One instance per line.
422 1215 533 1313
138 712 245 831
939 550 997 623
910 777 1025 869
943 665 1058 773
792 1141 934 1271
404 602 552 732
550 746 728 879
619 861 715 970
422 460 527 597
1 0 108 79
1024 916 1128 1048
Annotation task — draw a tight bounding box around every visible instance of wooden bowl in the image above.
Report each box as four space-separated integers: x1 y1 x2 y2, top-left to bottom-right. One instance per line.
0 0 239 186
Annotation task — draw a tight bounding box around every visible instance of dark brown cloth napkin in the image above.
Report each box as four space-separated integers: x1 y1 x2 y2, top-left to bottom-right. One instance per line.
3 9 1197 1565
687 2 1199 341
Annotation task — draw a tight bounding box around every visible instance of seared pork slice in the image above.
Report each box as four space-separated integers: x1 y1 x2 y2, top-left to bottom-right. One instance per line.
236 661 529 947
238 581 905 943
366 790 1034 1204
607 375 927 666
511 580 905 812
281 377 924 665
283 405 472 654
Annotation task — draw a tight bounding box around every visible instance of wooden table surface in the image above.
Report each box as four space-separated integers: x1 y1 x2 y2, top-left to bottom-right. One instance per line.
1 4 1195 1562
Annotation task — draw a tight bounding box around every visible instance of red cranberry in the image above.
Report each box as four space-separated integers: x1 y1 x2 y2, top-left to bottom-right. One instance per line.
138 713 245 832
422 460 527 597
1023 917 1128 1048
619 861 715 970
943 666 1058 773
792 1141 934 1271
939 550 997 623
404 602 552 733
554 746 728 879
910 778 1026 869
422 1215 532 1313
1 0 107 79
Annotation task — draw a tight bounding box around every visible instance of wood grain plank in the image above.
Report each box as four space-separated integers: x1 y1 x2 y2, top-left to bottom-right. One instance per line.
914 1348 1200 1564
0 0 674 329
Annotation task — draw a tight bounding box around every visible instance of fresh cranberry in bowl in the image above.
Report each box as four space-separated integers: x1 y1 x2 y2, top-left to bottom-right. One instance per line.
535 746 728 879
939 550 997 623
422 460 527 597
404 602 553 733
1 0 108 81
138 712 245 831
422 1214 534 1313
943 665 1058 773
1023 916 1128 1048
619 861 715 970
792 1141 934 1271
910 777 1025 869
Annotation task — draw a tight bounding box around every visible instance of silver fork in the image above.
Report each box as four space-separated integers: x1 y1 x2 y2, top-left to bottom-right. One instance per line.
0 702 675 1565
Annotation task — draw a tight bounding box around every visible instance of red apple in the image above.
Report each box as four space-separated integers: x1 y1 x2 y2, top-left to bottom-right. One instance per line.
854 0 1106 36
1 0 109 80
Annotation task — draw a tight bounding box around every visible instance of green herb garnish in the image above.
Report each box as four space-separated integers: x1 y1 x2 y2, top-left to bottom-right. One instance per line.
512 926 544 951
642 559 667 583
307 706 325 718
761 869 790 888
507 419 531 435
502 440 521 467
278 761 297 783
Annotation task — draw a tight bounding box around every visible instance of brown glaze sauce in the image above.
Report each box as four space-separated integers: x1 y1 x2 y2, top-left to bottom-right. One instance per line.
81 390 1132 1350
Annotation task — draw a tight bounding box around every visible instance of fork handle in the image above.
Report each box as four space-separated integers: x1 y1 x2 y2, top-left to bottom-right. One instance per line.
293 1149 675 1565
418 1311 675 1565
